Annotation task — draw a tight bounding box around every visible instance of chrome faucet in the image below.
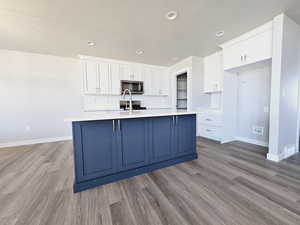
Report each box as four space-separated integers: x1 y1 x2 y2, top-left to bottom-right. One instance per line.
122 89 133 112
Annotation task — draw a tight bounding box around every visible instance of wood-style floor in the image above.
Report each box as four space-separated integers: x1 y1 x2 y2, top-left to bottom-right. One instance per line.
1 137 300 225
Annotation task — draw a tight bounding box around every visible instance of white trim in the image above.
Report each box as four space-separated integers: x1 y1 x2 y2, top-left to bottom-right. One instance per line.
221 138 236 144
267 153 281 162
0 136 72 149
235 136 269 147
267 147 297 162
172 67 191 110
220 21 273 48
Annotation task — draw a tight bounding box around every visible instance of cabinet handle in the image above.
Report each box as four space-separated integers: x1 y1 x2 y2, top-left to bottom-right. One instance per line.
113 120 115 132
244 55 247 61
172 116 175 126
118 120 121 131
176 116 178 124
206 129 212 132
205 118 212 121
241 55 243 62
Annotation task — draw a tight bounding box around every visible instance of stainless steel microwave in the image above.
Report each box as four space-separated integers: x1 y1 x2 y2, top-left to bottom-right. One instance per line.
121 80 144 95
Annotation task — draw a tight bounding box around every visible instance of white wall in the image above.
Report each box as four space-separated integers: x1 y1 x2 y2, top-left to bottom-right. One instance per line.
0 50 172 146
268 14 300 161
0 50 83 144
236 66 271 145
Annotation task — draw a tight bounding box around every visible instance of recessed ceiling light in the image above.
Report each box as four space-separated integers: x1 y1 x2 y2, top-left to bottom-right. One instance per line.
216 31 225 38
165 11 178 20
87 41 96 46
136 50 143 55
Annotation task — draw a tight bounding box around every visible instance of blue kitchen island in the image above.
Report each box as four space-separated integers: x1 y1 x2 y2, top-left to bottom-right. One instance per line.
66 110 197 193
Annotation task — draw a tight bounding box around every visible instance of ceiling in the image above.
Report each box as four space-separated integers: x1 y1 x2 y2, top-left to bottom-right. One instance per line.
0 0 300 66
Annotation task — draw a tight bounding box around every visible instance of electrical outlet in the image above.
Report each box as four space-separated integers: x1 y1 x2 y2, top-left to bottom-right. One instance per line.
252 126 264 136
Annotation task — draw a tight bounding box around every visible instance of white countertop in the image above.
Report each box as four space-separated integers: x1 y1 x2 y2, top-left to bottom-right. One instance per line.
65 109 197 122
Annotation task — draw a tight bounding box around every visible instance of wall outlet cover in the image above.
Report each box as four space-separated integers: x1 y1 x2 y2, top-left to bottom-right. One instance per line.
252 126 264 136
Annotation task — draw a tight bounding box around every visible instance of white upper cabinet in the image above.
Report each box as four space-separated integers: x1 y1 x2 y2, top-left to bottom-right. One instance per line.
110 63 121 95
98 62 110 94
243 29 273 66
143 66 152 95
83 60 117 95
119 64 131 81
150 67 160 95
222 41 245 71
131 64 144 81
159 68 169 95
119 63 144 81
83 60 99 94
221 22 273 71
82 56 169 96
143 66 168 96
203 51 223 93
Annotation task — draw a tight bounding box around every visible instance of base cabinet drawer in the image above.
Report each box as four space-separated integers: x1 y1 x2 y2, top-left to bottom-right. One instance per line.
198 124 222 141
197 113 222 126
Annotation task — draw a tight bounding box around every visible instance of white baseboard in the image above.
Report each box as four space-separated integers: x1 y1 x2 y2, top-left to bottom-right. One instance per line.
0 136 72 149
235 136 269 147
221 138 236 144
267 145 298 162
267 153 281 162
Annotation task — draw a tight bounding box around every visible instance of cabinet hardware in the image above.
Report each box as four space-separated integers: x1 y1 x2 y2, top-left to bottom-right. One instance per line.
113 120 115 132
244 55 247 61
206 129 212 132
176 116 178 124
172 116 175 126
205 118 212 121
241 55 243 62
118 120 121 131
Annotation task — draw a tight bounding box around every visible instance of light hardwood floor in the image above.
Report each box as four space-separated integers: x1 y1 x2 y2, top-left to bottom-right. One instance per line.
1 137 300 225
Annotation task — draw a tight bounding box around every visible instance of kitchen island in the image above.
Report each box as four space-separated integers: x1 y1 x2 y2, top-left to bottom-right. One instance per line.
65 110 197 193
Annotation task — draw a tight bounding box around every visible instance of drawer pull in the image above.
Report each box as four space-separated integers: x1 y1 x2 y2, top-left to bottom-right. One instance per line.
206 129 212 132
205 118 212 121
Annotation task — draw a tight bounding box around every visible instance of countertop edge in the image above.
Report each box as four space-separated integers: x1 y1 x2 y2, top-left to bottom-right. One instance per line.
65 111 197 122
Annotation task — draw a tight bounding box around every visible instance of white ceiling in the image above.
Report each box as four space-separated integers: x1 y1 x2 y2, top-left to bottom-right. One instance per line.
0 0 300 66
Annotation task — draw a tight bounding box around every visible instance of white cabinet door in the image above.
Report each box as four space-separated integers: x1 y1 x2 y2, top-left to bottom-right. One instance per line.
243 30 272 66
150 67 160 95
110 63 121 95
131 64 144 81
222 41 244 71
83 61 100 94
98 62 110 94
159 68 169 96
119 64 132 81
143 66 152 95
204 51 223 93
222 28 272 71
